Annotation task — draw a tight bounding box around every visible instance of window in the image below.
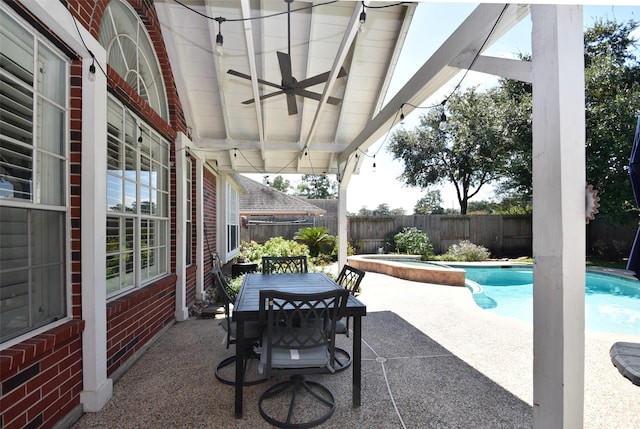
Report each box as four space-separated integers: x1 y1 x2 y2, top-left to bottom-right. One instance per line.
186 157 192 266
105 97 169 298
98 0 168 121
0 8 68 343
226 182 239 255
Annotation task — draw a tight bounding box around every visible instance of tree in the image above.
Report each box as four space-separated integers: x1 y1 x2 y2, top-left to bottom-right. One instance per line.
388 87 513 214
270 175 291 193
390 207 407 215
414 189 445 214
584 19 640 221
493 20 640 221
357 206 373 216
296 174 337 199
373 203 391 215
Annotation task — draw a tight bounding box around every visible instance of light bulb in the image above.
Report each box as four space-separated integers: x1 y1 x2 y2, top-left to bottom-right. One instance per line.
88 61 96 82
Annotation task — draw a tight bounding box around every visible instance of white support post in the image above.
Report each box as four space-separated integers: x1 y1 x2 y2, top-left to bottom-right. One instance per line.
531 5 585 428
337 186 348 269
80 50 113 412
174 135 189 321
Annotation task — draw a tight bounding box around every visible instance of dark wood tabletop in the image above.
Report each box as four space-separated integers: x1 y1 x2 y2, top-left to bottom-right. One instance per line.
233 272 367 321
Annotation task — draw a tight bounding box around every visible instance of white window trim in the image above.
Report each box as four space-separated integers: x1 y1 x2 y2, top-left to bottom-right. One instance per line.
0 5 72 347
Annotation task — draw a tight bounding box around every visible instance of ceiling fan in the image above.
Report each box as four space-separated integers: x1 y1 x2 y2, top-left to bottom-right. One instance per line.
226 0 347 116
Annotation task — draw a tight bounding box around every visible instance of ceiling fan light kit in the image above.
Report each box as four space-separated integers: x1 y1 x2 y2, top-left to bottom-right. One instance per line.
226 0 347 115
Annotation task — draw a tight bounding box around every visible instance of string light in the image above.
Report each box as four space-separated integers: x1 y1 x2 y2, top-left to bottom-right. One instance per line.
359 1 366 32
372 154 376 172
214 17 225 56
88 57 96 82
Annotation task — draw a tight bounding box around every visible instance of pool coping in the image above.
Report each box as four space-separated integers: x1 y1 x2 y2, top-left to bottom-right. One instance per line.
347 254 466 286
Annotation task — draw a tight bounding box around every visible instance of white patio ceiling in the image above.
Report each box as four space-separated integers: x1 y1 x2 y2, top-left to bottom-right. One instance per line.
154 1 529 177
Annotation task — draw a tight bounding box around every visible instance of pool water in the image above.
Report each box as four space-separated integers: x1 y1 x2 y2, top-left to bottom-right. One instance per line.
462 266 640 335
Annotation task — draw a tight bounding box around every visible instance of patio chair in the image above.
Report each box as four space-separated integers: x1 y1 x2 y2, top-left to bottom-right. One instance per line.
212 262 266 386
330 265 365 372
335 264 366 337
257 288 349 429
262 255 308 274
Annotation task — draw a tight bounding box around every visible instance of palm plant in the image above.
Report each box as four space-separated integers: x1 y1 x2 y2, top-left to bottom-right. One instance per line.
294 226 334 257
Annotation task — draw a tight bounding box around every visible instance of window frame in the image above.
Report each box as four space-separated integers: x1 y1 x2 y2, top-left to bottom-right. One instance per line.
186 156 193 266
105 96 170 300
0 5 71 347
225 180 240 260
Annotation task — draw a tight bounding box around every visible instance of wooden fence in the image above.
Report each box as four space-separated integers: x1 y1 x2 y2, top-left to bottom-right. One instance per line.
239 214 638 259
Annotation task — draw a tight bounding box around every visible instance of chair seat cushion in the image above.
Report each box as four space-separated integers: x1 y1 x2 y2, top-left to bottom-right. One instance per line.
224 320 263 340
260 327 329 369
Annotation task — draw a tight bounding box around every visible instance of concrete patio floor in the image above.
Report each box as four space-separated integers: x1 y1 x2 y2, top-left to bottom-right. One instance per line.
72 270 640 428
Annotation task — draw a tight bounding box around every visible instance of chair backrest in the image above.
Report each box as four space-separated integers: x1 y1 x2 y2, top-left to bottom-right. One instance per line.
336 265 366 295
211 268 235 341
261 255 308 274
259 288 348 377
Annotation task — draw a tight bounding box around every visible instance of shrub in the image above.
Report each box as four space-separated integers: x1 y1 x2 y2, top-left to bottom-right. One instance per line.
261 236 309 257
393 227 434 259
294 226 334 257
236 240 263 263
445 240 491 261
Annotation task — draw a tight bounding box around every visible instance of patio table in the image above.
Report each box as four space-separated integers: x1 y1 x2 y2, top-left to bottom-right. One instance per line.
232 272 367 418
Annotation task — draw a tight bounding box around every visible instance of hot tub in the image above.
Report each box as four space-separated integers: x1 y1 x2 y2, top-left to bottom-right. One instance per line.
347 254 466 286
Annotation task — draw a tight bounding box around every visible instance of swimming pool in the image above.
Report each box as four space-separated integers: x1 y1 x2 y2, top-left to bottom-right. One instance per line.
462 265 640 335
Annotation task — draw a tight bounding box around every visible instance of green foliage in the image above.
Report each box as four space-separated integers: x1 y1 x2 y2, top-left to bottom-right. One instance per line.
393 227 434 258
583 19 640 222
236 240 263 263
493 19 640 221
296 174 337 199
414 189 445 214
294 226 334 257
269 175 291 193
260 236 309 258
357 206 372 216
236 238 309 264
444 240 490 261
388 87 513 214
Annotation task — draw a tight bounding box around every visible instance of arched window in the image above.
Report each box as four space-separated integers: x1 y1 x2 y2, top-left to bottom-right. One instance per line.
99 1 171 297
99 0 168 121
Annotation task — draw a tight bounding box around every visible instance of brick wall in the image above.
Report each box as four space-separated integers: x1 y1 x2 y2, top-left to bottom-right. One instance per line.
106 275 177 375
0 321 85 429
203 168 218 289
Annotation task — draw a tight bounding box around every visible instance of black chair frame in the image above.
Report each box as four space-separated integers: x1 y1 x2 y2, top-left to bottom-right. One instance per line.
262 256 308 274
330 264 366 373
212 257 266 386
257 288 348 429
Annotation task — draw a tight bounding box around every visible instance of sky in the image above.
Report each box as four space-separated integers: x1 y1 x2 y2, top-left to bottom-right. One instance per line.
245 3 640 214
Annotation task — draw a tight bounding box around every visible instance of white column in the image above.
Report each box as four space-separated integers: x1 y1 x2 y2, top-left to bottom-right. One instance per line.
531 5 585 428
25 0 114 412
337 186 348 269
195 158 206 301
174 135 189 321
80 51 113 411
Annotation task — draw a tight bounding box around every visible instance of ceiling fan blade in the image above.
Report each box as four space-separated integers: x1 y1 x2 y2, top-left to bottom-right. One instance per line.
296 67 348 89
286 93 297 116
297 89 343 106
227 69 285 91
241 90 287 105
277 51 294 86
